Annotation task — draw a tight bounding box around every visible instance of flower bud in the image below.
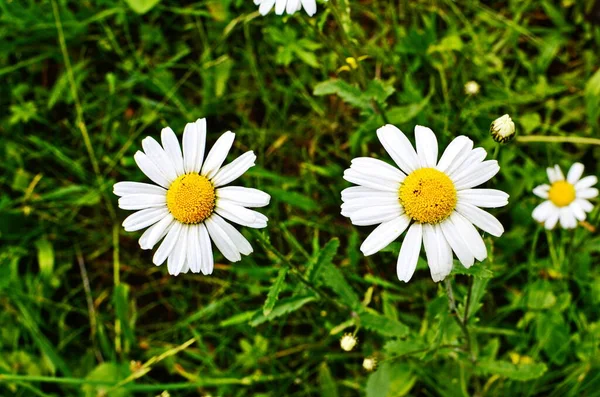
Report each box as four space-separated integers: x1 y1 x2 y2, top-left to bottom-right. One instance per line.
362 356 377 371
490 114 516 143
464 81 480 96
340 333 358 351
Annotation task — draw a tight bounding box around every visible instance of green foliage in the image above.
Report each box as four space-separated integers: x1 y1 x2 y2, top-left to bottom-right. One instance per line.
1 0 599 396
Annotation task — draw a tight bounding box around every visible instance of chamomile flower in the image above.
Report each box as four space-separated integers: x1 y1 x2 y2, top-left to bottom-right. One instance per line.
114 118 270 276
341 125 509 283
254 0 316 16
532 163 597 229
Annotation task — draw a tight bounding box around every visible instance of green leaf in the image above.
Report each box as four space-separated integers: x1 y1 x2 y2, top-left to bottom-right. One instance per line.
263 267 288 316
267 187 319 211
123 0 162 14
477 359 547 381
250 295 317 326
112 284 135 346
360 311 409 337
82 362 131 397
584 68 600 127
450 262 494 278
319 260 360 309
366 362 416 397
384 338 427 357
34 237 54 279
306 238 339 282
525 280 556 310
313 79 372 110
318 362 339 397
535 311 569 365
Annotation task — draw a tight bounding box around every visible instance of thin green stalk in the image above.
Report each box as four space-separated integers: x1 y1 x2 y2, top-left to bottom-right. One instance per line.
516 135 600 146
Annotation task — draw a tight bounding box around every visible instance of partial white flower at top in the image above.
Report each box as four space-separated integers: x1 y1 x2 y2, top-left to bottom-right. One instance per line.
464 80 480 96
532 163 598 229
341 125 509 283
113 118 270 276
254 0 316 16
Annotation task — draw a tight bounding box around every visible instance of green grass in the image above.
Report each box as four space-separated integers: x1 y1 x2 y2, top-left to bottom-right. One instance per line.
1 0 600 396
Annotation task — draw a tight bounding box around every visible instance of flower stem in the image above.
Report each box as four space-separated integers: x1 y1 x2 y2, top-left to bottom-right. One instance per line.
444 279 475 362
516 135 600 146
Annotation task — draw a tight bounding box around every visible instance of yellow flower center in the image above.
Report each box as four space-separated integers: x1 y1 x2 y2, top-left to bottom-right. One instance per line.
399 167 457 224
548 181 575 207
166 174 216 224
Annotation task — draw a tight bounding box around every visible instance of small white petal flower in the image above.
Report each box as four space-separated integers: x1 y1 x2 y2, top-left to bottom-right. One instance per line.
532 163 597 230
490 114 516 143
362 357 377 372
341 125 509 283
254 0 316 16
114 118 270 276
340 333 358 351
464 81 480 96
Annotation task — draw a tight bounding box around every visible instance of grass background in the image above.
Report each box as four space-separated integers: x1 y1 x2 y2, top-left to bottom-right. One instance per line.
1 0 600 396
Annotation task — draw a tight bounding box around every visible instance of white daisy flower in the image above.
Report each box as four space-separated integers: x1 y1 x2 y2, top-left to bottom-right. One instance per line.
532 163 598 230
341 125 509 283
254 0 317 17
114 118 270 276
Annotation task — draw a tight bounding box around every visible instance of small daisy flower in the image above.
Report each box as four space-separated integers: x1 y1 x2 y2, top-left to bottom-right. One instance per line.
464 80 480 96
341 125 509 283
254 0 316 16
532 163 598 229
340 333 358 351
362 357 377 371
490 114 516 143
114 118 270 276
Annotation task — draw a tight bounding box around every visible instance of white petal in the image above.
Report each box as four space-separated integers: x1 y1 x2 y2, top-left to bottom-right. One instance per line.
575 175 597 190
201 131 235 179
211 214 253 256
198 223 214 274
421 224 440 280
569 201 586 221
113 181 166 197
211 151 256 187
286 0 300 14
167 227 187 276
341 186 398 202
546 167 557 183
577 188 599 199
142 136 178 182
349 204 404 226
436 136 473 173
258 0 275 14
204 216 241 262
532 201 555 222
453 160 500 190
434 224 453 281
153 222 183 266
118 194 166 210
180 260 190 274
376 124 420 174
554 165 565 181
350 157 406 182
448 147 487 179
415 125 438 168
182 121 199 173
215 201 267 228
360 215 411 256
343 168 400 192
134 151 171 188
341 196 401 216
275 0 286 14
455 202 504 237
440 217 474 269
533 184 550 199
451 212 487 261
567 162 584 184
123 207 169 232
396 223 422 282
559 207 577 229
575 198 593 213
301 0 316 15
187 225 201 273
544 210 559 229
217 186 271 208
161 127 185 176
457 189 509 208
139 214 174 250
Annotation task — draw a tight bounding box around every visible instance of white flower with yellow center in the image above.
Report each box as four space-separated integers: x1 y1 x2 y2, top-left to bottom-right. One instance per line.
254 0 316 16
532 163 597 229
341 125 509 283
114 118 270 276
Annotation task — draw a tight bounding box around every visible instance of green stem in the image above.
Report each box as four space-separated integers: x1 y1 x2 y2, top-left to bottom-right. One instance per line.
444 279 475 363
516 135 600 146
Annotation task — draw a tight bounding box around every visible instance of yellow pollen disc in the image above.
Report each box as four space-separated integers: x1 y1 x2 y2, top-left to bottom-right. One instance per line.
399 167 457 224
166 174 216 224
548 181 575 207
